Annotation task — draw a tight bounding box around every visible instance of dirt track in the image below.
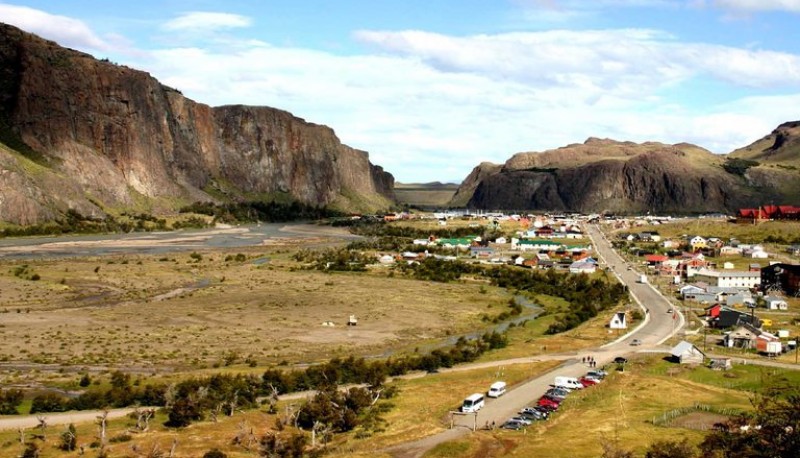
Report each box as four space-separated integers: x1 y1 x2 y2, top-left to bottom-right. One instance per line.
0 408 139 431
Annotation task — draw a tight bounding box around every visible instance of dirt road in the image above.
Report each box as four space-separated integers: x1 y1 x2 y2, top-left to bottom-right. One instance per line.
0 408 139 431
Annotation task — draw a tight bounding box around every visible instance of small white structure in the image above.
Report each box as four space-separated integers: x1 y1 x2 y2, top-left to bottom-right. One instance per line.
670 341 706 365
764 296 788 311
609 312 627 330
347 315 358 326
722 262 735 270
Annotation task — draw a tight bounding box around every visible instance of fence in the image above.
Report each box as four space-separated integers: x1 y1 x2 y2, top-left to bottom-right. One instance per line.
650 403 742 429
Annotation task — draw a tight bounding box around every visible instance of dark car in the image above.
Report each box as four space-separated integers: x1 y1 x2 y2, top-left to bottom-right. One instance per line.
501 419 525 430
614 356 628 364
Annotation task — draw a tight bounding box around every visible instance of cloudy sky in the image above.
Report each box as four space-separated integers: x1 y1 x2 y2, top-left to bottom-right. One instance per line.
2 1 800 182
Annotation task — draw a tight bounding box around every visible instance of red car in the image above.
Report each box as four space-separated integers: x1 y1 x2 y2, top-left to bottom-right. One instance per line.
537 397 560 409
579 377 598 387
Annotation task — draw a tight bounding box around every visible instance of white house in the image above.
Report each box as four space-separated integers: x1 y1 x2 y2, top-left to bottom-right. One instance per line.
723 262 735 270
609 312 627 330
494 237 507 244
670 341 706 365
720 246 743 256
693 268 761 289
680 284 706 300
764 296 788 311
569 261 597 274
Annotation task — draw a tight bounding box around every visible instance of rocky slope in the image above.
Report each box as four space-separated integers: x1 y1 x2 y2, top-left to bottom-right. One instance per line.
452 132 800 214
0 23 394 225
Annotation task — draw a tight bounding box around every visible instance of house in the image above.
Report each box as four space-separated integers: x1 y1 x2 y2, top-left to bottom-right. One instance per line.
693 268 761 289
719 246 743 256
645 254 669 268
470 246 497 258
761 263 800 296
723 323 761 348
764 296 788 311
609 312 627 330
569 260 597 274
494 237 508 244
786 245 800 256
670 341 706 364
722 262 735 270
680 284 707 300
708 357 732 371
688 236 708 250
709 306 762 329
512 239 563 251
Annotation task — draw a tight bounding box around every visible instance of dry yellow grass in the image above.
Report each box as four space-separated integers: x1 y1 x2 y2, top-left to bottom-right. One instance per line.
0 247 509 373
325 360 562 457
426 355 755 457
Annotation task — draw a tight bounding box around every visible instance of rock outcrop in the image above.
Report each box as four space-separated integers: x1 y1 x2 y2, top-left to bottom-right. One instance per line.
0 23 394 224
453 134 800 214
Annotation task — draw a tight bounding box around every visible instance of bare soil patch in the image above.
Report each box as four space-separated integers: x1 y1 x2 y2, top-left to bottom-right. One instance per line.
670 412 729 431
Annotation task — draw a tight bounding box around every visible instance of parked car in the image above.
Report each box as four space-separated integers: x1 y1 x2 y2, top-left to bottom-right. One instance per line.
667 309 673 313
578 377 598 387
630 339 642 346
510 416 533 426
520 410 546 421
533 406 552 417
614 356 628 364
582 375 602 384
501 419 525 430
544 390 567 401
537 397 560 409
587 369 607 379
549 387 571 396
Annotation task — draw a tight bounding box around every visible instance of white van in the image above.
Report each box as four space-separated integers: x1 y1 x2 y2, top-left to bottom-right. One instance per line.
461 393 485 412
487 381 506 398
554 376 583 390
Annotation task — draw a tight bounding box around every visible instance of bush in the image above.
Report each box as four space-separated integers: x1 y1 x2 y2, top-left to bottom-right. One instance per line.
203 449 228 458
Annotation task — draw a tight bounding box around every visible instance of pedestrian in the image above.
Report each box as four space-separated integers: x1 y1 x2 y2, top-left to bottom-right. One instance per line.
491 420 496 430
582 356 586 364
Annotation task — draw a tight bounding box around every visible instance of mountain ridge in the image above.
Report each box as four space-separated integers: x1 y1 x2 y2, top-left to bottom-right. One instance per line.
451 133 800 213
0 23 395 225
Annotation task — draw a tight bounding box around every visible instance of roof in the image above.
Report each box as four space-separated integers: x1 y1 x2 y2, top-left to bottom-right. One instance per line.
519 240 561 246
670 341 704 358
645 254 669 262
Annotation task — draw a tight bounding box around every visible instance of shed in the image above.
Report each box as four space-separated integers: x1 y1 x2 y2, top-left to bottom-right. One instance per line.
609 312 627 330
670 341 706 364
708 357 732 371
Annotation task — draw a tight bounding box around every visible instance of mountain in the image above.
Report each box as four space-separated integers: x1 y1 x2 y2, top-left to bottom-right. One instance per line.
0 23 394 225
451 131 800 214
394 182 460 208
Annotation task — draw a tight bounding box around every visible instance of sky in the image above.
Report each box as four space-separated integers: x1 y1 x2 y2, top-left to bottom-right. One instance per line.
2 1 800 183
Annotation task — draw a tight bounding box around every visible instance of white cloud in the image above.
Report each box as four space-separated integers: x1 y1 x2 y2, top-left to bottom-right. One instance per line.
710 0 800 12
162 12 252 32
0 3 111 51
356 29 800 90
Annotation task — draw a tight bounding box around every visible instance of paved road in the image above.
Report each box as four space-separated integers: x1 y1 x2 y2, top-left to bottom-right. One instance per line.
387 223 685 457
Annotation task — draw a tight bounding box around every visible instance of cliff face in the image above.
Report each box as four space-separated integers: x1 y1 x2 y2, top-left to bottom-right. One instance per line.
0 23 394 224
454 136 800 214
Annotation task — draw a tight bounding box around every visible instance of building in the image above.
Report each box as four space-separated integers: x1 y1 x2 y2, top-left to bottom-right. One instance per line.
609 312 627 330
670 341 706 364
761 263 800 296
764 296 788 310
693 268 761 289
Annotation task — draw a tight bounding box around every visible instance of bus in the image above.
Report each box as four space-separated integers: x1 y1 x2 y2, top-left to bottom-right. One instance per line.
461 393 485 412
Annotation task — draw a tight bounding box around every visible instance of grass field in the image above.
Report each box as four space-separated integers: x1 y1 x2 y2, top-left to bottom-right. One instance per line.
422 354 777 458
0 246 511 376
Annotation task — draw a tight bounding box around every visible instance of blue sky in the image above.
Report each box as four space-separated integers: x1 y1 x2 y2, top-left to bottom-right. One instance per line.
2 0 800 183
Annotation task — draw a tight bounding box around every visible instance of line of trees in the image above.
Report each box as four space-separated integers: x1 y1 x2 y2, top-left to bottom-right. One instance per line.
180 200 340 224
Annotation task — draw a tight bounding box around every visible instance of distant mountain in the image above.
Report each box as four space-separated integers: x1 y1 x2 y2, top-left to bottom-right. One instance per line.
394 182 459 208
0 23 394 225
450 128 800 214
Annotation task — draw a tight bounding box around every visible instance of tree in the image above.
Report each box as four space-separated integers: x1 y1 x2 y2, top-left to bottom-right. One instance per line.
78 373 91 387
0 388 24 414
59 423 77 451
699 378 800 458
645 439 696 458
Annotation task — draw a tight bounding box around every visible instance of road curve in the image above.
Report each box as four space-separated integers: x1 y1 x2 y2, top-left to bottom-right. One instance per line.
386 223 685 458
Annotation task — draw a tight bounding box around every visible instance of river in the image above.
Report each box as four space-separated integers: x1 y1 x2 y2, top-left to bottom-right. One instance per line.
0 223 359 259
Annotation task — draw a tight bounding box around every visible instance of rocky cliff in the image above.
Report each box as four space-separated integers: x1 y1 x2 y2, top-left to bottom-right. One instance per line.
0 23 394 225
452 133 800 214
